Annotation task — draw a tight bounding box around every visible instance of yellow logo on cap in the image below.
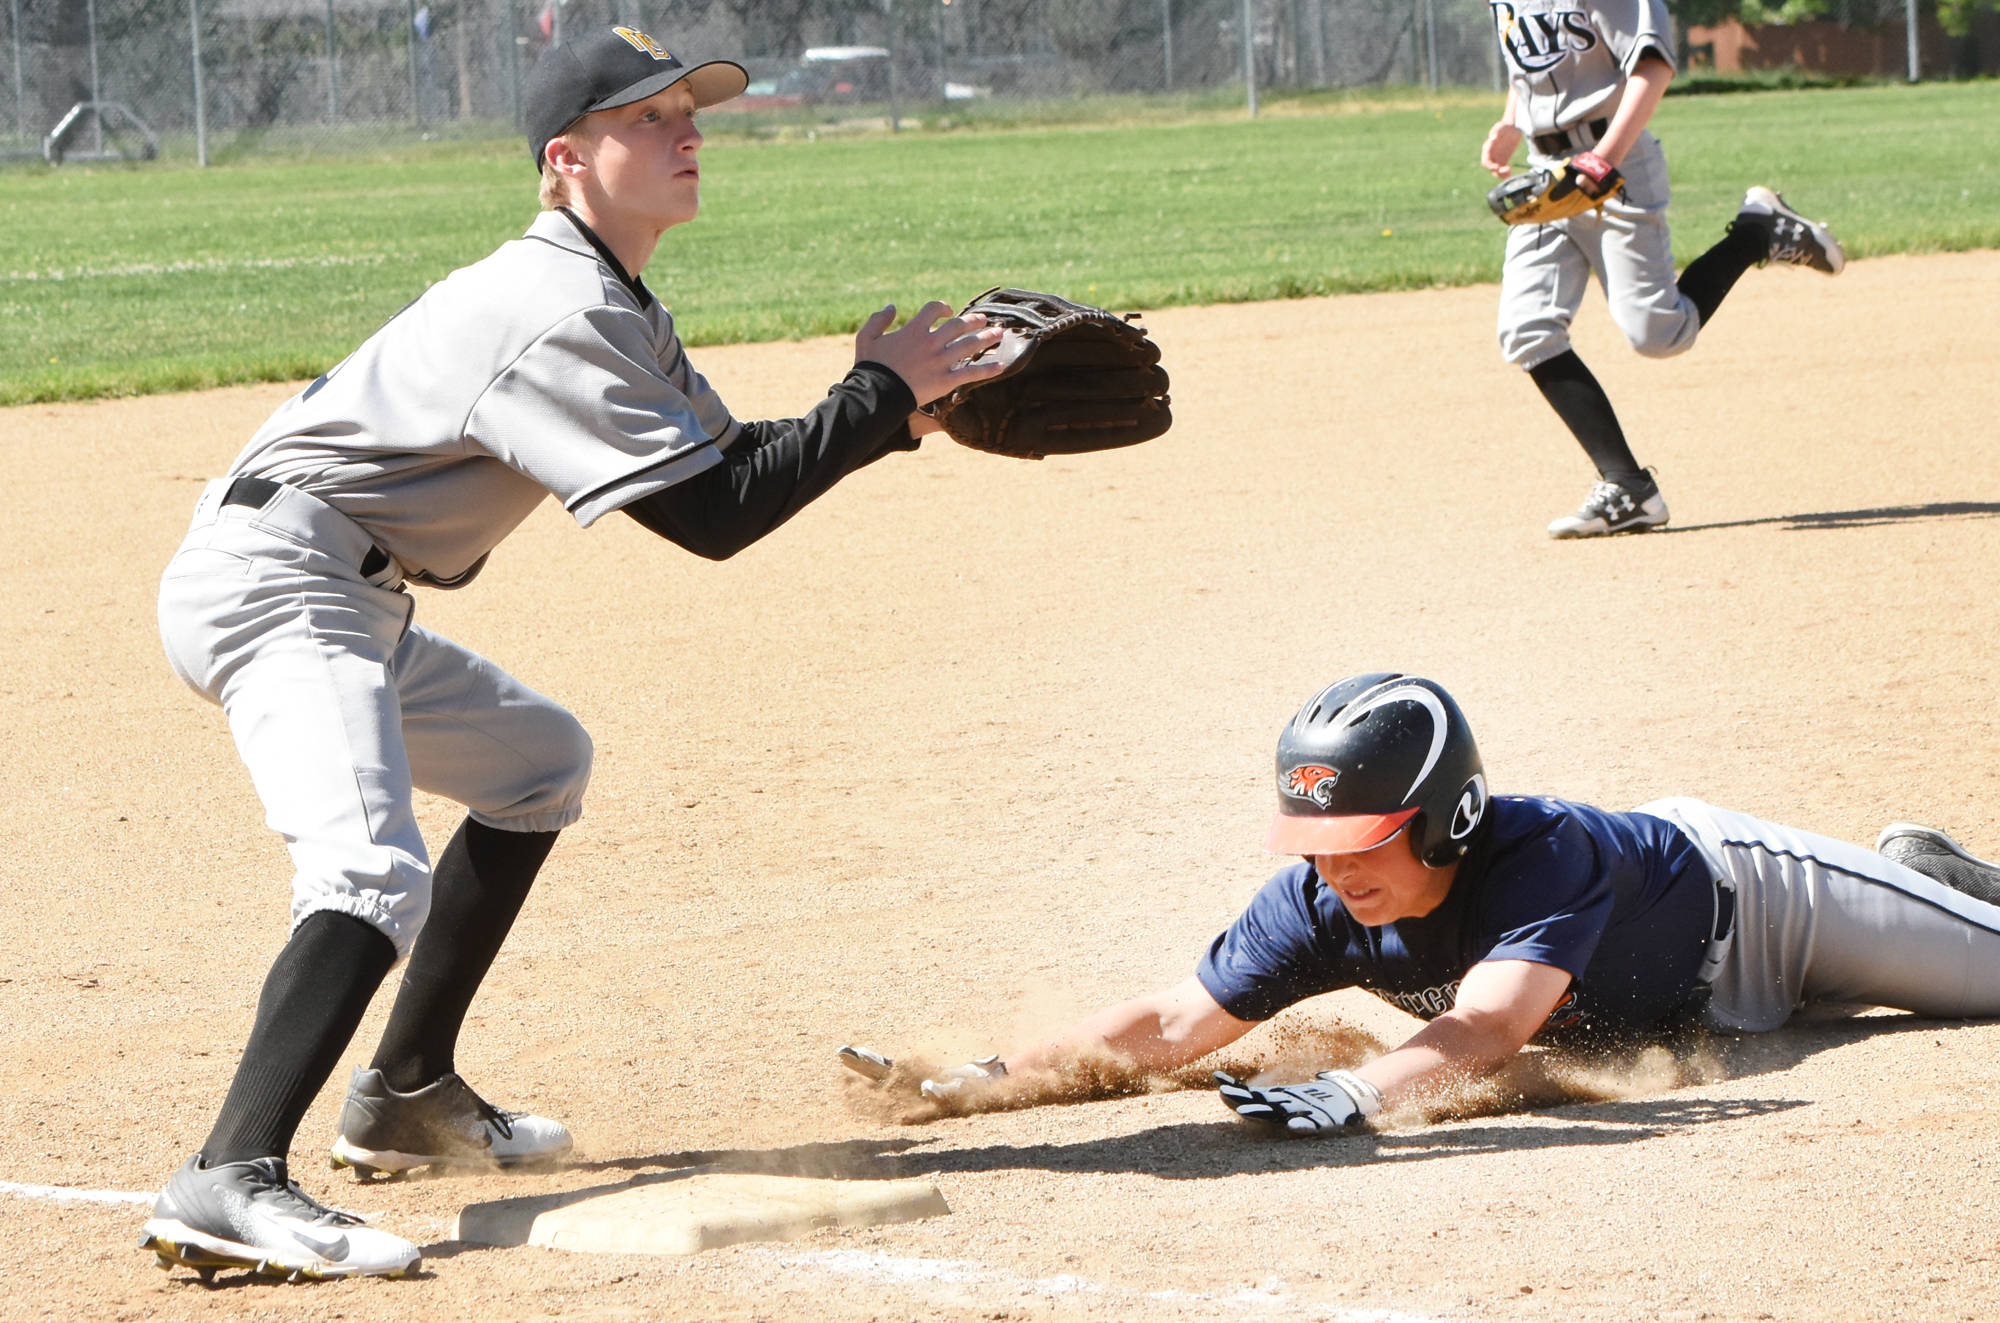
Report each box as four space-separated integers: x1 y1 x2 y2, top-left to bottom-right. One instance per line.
612 27 670 60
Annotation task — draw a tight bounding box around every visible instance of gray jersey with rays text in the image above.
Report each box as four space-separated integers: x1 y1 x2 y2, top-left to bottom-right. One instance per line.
1488 0 1675 134
228 208 740 588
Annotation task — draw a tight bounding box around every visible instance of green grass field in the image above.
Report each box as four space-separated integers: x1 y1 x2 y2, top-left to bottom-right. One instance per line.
2 81 1995 405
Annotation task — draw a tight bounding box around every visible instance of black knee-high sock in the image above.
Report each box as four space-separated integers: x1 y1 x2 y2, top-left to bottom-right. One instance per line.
1677 218 1768 326
1527 350 1649 488
369 818 559 1092
200 911 396 1166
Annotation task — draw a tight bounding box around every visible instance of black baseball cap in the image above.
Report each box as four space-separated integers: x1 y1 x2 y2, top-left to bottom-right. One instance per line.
525 26 747 168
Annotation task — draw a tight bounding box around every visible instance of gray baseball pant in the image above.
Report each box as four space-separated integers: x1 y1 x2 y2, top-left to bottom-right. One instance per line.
1640 797 2000 1032
1498 131 1701 370
157 479 591 959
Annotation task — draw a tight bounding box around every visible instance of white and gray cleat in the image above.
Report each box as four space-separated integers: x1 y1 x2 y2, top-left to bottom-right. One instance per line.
329 1067 572 1178
141 1154 420 1281
1547 478 1669 539
1738 186 1845 275
1877 823 2000 908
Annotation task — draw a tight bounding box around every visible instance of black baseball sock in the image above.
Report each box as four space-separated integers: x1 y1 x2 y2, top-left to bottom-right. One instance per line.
199 911 396 1166
368 818 559 1093
1526 351 1650 489
1677 218 1768 326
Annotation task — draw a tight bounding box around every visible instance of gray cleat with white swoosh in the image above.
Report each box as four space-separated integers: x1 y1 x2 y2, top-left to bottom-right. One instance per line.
140 1154 420 1281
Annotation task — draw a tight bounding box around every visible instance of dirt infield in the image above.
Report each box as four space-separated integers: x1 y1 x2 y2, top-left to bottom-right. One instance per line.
4 250 1998 1322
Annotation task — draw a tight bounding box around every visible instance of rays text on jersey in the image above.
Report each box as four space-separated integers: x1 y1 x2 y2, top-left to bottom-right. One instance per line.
1488 2 1600 74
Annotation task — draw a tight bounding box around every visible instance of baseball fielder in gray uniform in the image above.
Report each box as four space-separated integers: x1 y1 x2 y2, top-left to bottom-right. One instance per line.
141 25 1005 1281
1483 0 1845 538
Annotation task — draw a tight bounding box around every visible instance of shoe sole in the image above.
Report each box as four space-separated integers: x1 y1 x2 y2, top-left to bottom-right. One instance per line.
141 1221 418 1282
1746 186 1845 275
1548 516 1669 539
1875 822 2000 869
330 1136 572 1180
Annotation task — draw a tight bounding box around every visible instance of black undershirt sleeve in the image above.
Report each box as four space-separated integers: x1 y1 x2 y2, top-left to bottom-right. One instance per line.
623 361 919 561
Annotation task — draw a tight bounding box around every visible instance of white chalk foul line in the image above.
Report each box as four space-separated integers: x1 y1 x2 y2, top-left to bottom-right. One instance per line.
768 1248 1457 1322
0 1180 153 1208
0 1180 395 1225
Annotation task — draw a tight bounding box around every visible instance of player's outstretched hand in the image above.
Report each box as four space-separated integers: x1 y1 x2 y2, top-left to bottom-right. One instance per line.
1214 1070 1382 1134
836 1045 895 1081
1481 120 1523 178
835 1044 1009 1101
857 302 1007 409
919 1055 1008 1101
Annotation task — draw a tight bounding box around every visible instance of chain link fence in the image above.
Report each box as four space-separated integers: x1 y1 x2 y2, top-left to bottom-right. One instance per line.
3 0 1507 164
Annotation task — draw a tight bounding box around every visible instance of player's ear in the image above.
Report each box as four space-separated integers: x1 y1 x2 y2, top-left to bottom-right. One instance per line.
543 130 591 182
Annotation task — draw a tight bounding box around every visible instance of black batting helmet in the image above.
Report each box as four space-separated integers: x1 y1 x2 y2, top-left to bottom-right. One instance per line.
1266 673 1489 866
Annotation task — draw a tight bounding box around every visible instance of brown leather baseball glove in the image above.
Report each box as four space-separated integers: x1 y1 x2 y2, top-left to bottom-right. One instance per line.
925 287 1172 460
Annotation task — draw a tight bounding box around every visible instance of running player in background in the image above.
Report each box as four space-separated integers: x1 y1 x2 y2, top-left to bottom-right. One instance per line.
1482 0 1844 538
846 674 2000 1134
141 25 1002 1282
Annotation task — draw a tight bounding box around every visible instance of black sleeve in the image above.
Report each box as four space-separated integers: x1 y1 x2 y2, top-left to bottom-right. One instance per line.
622 361 919 561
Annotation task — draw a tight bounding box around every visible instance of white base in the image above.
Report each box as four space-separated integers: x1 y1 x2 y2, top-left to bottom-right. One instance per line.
453 1170 950 1257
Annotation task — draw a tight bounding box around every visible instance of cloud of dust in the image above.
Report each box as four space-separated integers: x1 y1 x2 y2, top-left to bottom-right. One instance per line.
836 1014 1395 1125
839 1013 1735 1130
1383 1036 1733 1127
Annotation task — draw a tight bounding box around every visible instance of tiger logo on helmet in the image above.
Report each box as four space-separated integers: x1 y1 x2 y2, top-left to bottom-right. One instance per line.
1282 763 1342 808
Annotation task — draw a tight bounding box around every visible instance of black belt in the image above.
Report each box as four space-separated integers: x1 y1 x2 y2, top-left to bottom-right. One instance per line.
222 477 392 579
1532 117 1609 158
1711 878 1736 945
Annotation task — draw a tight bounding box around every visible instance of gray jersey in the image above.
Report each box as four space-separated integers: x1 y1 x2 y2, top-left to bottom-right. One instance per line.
230 208 740 587
1490 0 1675 134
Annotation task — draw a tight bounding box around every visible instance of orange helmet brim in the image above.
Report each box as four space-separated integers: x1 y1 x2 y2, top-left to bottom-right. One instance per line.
1265 806 1418 855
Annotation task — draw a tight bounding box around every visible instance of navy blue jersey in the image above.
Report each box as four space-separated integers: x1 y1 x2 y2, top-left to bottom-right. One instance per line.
1196 796 1718 1040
